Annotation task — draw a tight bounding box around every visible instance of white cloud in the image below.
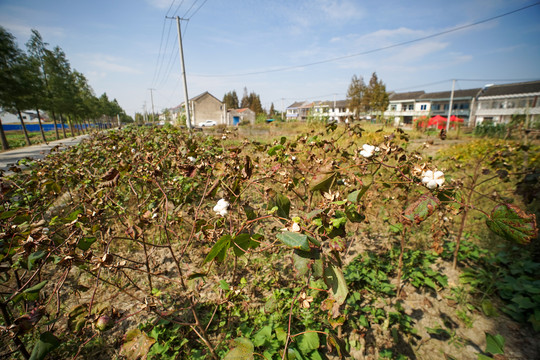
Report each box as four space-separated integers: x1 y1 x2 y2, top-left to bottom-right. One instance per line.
0 20 66 42
145 0 173 9
315 0 365 21
85 55 143 75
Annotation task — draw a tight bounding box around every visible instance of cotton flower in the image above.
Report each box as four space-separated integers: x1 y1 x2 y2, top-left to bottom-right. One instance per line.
422 170 445 189
131 148 136 154
291 222 301 232
213 199 230 216
360 144 380 158
188 156 196 162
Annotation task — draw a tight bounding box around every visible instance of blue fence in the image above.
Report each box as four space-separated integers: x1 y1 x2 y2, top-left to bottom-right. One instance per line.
2 123 103 132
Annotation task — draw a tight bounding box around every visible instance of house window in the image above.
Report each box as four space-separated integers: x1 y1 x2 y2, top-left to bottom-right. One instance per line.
408 104 414 110
432 104 440 111
390 105 397 111
420 104 427 110
444 104 449 110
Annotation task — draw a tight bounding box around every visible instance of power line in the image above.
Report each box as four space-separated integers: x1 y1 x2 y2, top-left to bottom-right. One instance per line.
185 0 208 19
165 0 177 17
191 1 540 78
182 0 199 18
172 0 186 16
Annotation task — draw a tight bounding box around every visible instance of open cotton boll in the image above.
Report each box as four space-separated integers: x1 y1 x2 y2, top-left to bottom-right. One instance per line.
213 198 230 216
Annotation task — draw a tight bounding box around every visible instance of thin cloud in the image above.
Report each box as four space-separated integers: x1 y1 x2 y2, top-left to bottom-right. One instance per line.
145 0 172 9
0 20 66 42
85 55 143 75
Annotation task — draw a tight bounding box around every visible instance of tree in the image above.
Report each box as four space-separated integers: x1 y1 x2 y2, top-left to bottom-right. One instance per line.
0 26 31 146
365 72 389 123
346 74 366 121
248 92 263 114
240 87 249 108
223 90 239 109
44 46 74 137
269 103 275 117
26 29 51 142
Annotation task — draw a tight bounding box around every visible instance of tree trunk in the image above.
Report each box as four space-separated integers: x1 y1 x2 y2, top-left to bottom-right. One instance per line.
75 117 81 136
51 110 60 140
36 109 47 144
16 108 31 146
0 116 10 150
67 116 75 137
60 114 67 138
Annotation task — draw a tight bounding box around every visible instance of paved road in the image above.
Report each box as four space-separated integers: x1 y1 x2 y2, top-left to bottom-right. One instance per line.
0 134 90 173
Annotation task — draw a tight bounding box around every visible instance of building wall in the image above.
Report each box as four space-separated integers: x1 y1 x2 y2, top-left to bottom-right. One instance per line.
192 94 225 125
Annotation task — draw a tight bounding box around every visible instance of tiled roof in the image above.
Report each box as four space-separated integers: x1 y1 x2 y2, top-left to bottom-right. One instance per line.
286 101 305 109
389 91 425 101
481 80 540 97
419 88 481 100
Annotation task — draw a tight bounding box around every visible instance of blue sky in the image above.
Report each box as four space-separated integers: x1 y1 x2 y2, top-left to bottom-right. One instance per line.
1 0 539 117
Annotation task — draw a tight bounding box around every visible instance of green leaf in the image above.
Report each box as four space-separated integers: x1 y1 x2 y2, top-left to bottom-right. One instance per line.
120 328 156 360
23 280 48 302
347 185 370 203
253 326 272 347
0 210 17 219
77 237 97 251
481 299 498 317
389 223 403 234
402 193 440 225
224 337 254 360
528 309 540 331
232 234 252 257
485 333 505 355
310 172 337 193
277 232 310 251
486 204 537 244
268 193 291 220
423 277 437 290
297 332 320 353
292 249 321 277
29 332 60 360
27 250 47 271
267 144 285 156
203 235 231 264
323 264 348 305
219 279 230 291
511 295 535 309
477 354 494 360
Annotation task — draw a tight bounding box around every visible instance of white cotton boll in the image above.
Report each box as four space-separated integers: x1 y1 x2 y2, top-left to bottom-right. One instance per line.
213 199 230 217
422 170 444 189
188 156 196 162
291 222 301 232
360 144 376 158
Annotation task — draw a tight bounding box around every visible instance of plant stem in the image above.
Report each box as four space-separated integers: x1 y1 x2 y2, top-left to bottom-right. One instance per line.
396 228 407 297
0 302 30 359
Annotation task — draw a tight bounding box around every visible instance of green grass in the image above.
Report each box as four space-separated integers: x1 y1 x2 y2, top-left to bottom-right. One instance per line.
3 128 82 149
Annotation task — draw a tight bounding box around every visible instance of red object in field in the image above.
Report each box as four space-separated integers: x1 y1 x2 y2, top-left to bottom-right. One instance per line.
428 115 447 129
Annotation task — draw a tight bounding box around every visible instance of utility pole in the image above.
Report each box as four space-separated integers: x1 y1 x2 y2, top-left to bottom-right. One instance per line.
167 16 192 132
148 88 156 123
446 79 455 132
